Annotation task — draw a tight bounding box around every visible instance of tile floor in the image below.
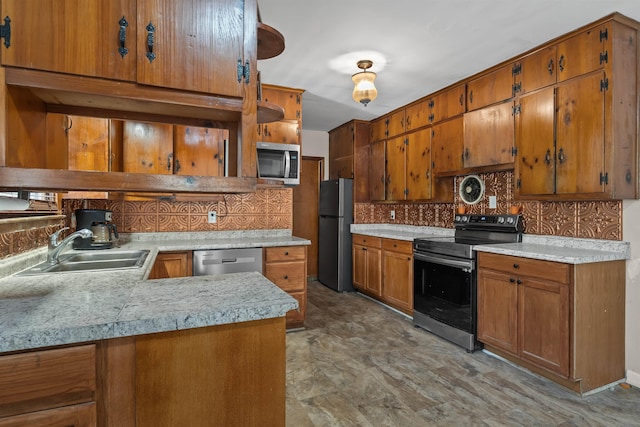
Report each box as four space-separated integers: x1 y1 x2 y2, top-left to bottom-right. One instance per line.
285 281 640 426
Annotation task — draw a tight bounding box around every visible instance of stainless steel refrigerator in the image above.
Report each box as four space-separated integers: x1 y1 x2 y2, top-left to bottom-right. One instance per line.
318 178 354 292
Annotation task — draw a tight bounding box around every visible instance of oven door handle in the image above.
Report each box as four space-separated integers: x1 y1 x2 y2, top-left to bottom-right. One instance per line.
414 252 474 271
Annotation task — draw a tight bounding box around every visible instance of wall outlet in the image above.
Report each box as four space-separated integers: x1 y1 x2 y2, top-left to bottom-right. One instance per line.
208 211 217 224
390 210 396 220
489 195 497 209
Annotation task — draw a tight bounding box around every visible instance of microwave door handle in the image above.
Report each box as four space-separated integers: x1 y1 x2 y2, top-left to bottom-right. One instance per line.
284 151 291 178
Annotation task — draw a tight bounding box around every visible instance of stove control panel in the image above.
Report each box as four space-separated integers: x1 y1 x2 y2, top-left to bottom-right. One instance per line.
454 214 523 231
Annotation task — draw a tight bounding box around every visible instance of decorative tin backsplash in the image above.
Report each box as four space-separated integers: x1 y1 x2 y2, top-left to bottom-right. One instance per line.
64 188 293 233
0 220 65 259
355 171 622 240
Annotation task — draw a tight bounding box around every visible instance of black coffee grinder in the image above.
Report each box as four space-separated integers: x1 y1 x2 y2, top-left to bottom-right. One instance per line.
73 209 119 249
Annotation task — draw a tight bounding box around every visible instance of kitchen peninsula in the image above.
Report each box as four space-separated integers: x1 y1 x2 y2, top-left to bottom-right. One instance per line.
0 230 309 426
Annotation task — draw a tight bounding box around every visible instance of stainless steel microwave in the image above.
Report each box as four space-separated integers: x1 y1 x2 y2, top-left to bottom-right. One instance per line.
256 142 300 186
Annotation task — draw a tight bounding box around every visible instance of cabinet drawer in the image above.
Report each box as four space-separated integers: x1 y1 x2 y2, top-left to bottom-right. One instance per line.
0 402 96 427
0 345 96 418
352 234 382 248
478 252 570 284
382 238 413 254
264 262 306 292
264 246 305 262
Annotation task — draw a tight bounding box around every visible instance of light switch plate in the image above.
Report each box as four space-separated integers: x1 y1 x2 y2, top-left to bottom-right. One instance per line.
208 211 217 223
489 196 497 209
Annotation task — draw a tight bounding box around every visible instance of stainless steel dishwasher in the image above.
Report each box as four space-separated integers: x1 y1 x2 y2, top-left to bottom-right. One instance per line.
193 248 263 275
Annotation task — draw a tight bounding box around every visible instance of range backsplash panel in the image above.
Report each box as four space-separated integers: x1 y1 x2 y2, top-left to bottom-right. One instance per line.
354 171 622 240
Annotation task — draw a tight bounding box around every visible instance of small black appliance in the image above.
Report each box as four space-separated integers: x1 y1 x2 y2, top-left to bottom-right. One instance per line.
73 209 119 249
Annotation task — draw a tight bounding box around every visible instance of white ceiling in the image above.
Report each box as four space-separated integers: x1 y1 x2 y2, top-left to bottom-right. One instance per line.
258 0 640 132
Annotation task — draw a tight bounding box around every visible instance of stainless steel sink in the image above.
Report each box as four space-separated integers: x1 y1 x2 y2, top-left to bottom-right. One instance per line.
17 250 150 276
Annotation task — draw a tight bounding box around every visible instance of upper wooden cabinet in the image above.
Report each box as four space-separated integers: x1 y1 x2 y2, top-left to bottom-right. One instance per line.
257 85 303 145
369 140 386 202
427 84 466 124
556 24 607 82
431 117 464 176
370 117 388 142
1 0 137 82
328 120 371 202
405 100 429 131
463 101 514 168
513 46 557 95
385 129 432 202
466 63 514 111
386 110 406 139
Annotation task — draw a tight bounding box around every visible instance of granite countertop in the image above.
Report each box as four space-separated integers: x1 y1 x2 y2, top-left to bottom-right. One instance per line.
0 229 309 354
350 224 630 263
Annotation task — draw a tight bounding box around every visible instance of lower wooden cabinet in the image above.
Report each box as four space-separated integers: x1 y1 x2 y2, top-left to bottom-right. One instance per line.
148 251 193 279
352 234 382 297
477 252 625 393
263 246 307 329
0 345 97 426
353 234 413 315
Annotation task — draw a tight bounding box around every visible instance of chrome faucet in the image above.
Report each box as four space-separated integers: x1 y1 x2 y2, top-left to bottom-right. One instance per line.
47 227 93 264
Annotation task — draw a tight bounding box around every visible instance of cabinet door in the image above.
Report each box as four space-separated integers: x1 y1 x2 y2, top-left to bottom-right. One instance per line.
370 117 387 142
45 114 109 172
329 122 354 179
431 117 463 175
477 268 518 355
149 251 193 279
405 129 431 201
136 0 244 97
463 102 514 168
354 125 371 203
1 0 136 81
518 277 570 377
555 73 605 195
259 122 300 145
329 157 353 179
515 46 557 94
352 244 367 291
262 86 302 121
515 87 555 196
430 84 466 123
369 140 386 201
122 122 174 174
557 25 605 82
365 247 382 297
405 100 429 131
173 126 227 176
386 136 406 201
466 64 514 111
382 241 413 314
387 110 406 138
0 402 97 427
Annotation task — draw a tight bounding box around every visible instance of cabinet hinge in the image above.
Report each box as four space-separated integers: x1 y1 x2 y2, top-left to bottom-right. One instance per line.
600 172 609 185
404 138 409 146
404 188 409 196
512 82 522 95
237 59 250 84
512 63 522 76
428 113 435 122
600 28 608 42
511 146 518 157
512 104 521 115
517 178 521 189
600 51 608 65
296 94 301 105
428 99 435 109
600 78 609 92
0 16 11 48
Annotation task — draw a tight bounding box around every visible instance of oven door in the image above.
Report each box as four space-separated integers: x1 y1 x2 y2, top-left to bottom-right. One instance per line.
413 252 475 334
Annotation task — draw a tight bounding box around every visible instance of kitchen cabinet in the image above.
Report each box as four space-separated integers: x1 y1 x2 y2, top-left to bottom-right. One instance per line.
258 85 303 145
513 46 557 95
405 100 429 131
1 0 136 82
45 114 110 172
477 252 625 393
329 120 371 202
385 136 406 201
387 110 406 139
466 63 514 111
427 84 466 124
369 140 386 202
515 20 637 199
463 101 514 168
148 251 193 279
381 239 413 315
556 24 607 82
263 246 307 329
0 345 96 424
385 129 432 201
432 117 464 176
122 121 227 177
370 117 388 142
352 234 382 298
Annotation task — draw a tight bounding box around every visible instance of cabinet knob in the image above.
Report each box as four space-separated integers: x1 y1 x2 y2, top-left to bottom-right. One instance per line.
284 275 288 280
285 251 289 256
513 263 519 269
517 279 522 285
509 278 516 283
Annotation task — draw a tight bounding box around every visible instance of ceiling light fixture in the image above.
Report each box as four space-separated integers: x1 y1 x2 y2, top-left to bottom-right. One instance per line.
352 60 378 107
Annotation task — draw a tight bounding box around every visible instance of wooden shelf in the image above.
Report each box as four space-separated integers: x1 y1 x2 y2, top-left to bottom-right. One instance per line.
0 167 257 194
257 100 285 123
257 23 285 60
5 68 244 124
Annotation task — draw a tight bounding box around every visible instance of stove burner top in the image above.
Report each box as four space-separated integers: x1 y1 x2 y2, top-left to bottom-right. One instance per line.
414 214 523 259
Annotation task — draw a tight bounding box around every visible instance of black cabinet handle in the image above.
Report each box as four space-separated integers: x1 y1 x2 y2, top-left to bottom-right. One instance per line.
558 148 566 164
509 278 516 283
284 275 288 280
118 16 129 58
175 159 181 173
285 251 289 256
145 22 156 63
513 263 520 269
545 149 552 165
517 279 522 285
167 154 172 171
559 54 565 72
547 58 554 75
469 90 474 104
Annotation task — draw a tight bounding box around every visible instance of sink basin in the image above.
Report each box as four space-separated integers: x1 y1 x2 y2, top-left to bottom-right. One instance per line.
17 250 150 276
